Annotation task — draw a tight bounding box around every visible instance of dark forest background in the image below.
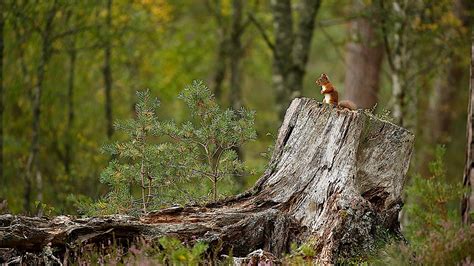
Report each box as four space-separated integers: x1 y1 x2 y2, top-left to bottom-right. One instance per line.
0 0 471 218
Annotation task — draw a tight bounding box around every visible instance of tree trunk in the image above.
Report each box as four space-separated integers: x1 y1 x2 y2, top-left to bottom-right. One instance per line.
213 35 227 101
229 0 243 112
25 1 57 212
62 10 77 176
0 1 4 183
389 4 407 129
10 10 33 213
229 0 245 178
0 98 414 264
378 0 415 131
462 30 473 225
385 1 417 132
210 0 227 101
126 59 139 116
428 65 463 145
272 0 321 120
426 0 469 153
289 0 320 98
103 0 114 139
272 0 294 119
344 1 383 109
64 46 76 175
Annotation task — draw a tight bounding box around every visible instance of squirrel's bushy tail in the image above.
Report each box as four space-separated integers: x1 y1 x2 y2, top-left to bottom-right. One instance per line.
338 100 357 110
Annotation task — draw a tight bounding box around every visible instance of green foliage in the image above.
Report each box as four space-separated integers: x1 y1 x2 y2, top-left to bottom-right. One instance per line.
282 242 318 265
79 82 256 215
404 146 465 246
376 145 474 265
161 80 257 202
155 237 208 265
73 237 208 265
2 0 468 219
364 106 394 123
34 201 57 216
81 90 175 215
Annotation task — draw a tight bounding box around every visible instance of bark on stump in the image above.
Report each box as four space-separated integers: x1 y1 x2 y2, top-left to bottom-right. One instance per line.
0 98 414 264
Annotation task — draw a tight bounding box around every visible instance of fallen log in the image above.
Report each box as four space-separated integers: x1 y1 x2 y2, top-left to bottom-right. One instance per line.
0 98 414 264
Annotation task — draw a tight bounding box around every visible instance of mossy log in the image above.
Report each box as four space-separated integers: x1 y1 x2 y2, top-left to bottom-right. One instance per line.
0 98 414 264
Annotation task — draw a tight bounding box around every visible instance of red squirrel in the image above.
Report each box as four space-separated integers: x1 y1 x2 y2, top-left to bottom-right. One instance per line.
315 73 356 110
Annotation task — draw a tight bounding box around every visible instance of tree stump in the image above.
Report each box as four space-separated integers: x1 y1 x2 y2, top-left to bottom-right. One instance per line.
0 98 414 264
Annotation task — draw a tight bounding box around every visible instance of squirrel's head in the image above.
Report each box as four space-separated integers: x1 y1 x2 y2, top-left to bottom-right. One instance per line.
316 73 330 86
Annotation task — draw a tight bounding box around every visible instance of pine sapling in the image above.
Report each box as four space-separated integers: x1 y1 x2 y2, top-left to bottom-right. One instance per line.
161 80 256 202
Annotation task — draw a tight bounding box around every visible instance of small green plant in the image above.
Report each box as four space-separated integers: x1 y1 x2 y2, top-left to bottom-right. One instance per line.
155 237 208 264
376 145 474 265
363 104 394 123
34 201 57 216
283 242 318 264
161 80 256 202
77 81 257 215
72 237 208 265
90 90 178 215
404 146 464 246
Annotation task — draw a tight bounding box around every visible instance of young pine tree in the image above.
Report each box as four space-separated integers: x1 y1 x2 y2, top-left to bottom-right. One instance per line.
94 90 173 215
77 81 257 215
378 146 474 265
161 80 256 202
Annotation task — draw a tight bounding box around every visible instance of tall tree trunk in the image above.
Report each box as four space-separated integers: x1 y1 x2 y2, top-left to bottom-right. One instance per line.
213 35 227 100
344 1 383 109
289 0 320 98
64 46 76 175
420 61 463 177
229 0 244 186
229 0 243 112
103 0 114 139
380 0 415 131
11 11 34 213
25 1 57 213
208 0 227 100
0 1 4 184
271 0 321 120
126 59 139 116
63 10 77 176
32 32 49 211
428 65 463 144
427 0 469 145
389 1 406 128
462 29 473 224
391 64 405 126
271 0 294 119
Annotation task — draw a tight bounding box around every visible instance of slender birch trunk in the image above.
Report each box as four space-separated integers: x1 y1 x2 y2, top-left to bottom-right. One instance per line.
462 29 473 224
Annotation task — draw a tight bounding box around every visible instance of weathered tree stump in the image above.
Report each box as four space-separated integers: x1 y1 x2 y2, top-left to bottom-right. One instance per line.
0 98 414 264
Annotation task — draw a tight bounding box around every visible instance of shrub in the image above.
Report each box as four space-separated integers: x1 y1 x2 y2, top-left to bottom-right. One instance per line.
161 80 256 202
377 146 473 265
76 80 256 215
74 237 208 265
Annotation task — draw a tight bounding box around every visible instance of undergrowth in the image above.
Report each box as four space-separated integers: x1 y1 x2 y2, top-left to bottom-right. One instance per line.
373 145 473 265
